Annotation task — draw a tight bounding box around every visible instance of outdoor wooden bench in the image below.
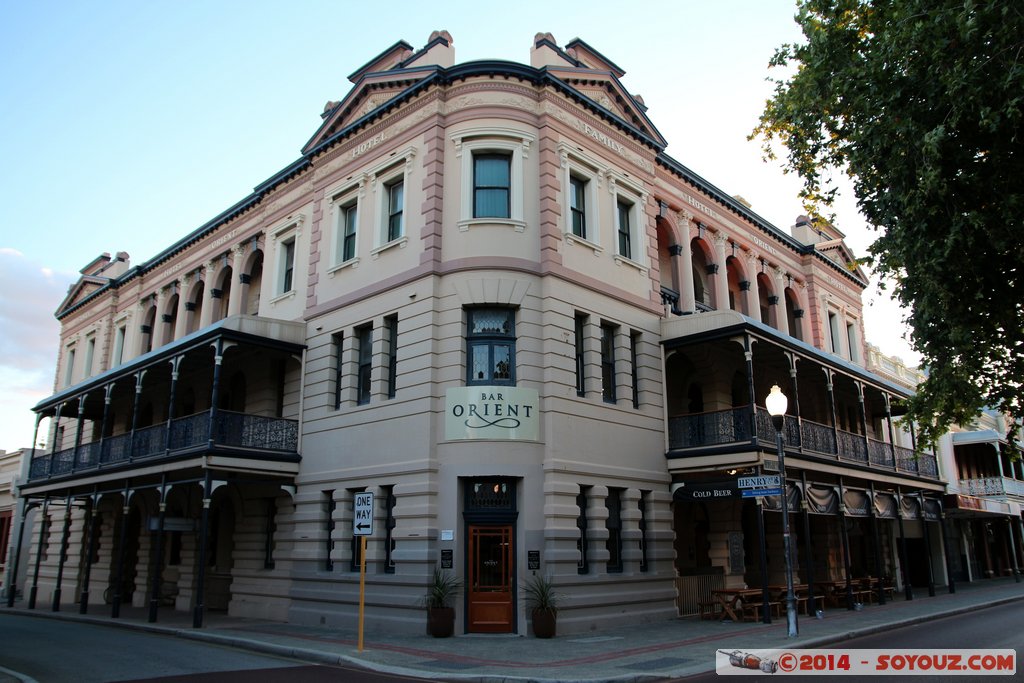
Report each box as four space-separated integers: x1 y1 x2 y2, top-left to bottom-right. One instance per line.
741 601 781 621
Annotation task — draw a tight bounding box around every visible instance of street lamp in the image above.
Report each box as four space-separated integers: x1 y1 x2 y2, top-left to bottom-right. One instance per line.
766 384 798 637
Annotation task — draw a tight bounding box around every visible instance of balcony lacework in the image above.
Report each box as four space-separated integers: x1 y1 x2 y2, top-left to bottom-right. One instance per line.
29 411 298 480
666 405 939 479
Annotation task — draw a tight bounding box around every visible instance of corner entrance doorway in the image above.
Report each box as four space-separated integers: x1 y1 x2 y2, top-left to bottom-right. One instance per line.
467 524 514 632
463 477 518 634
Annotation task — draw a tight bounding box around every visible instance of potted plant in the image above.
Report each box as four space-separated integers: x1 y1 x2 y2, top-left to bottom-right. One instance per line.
423 567 462 637
522 574 561 638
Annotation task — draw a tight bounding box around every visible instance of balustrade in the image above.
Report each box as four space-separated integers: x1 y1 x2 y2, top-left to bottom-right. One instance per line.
836 429 868 464
27 409 298 482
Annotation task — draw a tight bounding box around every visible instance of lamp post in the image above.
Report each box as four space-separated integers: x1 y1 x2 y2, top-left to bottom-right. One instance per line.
766 384 799 637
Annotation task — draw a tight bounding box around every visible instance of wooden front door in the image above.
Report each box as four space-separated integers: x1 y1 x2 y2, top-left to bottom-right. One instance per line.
467 524 514 632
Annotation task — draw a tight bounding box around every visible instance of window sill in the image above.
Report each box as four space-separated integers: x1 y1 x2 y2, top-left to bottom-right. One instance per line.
458 218 526 233
371 236 408 259
269 289 297 305
613 254 648 275
327 258 361 277
564 232 603 255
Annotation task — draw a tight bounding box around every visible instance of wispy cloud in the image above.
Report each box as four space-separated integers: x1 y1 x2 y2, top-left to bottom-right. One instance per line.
0 249 74 450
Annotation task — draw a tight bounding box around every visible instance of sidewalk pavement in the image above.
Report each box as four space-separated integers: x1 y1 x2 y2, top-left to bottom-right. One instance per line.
3 578 1023 682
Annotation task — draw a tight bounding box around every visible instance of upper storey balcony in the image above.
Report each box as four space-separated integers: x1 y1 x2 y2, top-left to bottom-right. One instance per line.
23 315 306 495
661 309 941 483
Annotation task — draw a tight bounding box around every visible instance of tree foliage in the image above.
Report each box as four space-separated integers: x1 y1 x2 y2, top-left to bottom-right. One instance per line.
752 0 1024 449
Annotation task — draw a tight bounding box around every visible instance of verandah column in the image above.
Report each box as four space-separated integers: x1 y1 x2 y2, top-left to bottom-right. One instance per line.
919 492 936 596
837 477 855 609
896 487 913 601
78 491 100 613
868 483 886 605
148 475 168 623
111 484 131 619
193 472 212 629
51 495 73 611
27 498 49 610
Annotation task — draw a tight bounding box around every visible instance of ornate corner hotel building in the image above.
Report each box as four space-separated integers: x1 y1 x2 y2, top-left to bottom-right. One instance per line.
11 32 958 635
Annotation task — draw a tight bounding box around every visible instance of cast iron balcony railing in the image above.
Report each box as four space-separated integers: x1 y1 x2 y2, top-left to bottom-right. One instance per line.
961 476 1024 497
667 406 940 479
27 409 298 481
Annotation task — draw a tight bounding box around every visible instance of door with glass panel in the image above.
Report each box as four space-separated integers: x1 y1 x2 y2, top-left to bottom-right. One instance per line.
467 524 514 632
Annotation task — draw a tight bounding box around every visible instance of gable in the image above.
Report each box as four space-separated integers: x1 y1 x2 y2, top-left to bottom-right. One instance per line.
303 70 434 155
57 276 106 316
547 68 666 147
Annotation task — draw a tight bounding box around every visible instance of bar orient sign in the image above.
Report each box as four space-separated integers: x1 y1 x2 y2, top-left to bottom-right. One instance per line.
445 386 539 441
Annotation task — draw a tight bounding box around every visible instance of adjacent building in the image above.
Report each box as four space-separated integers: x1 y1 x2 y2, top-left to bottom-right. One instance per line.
13 32 967 636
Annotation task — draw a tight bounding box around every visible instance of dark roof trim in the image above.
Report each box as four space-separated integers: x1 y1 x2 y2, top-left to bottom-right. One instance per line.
308 60 666 160
397 34 450 69
534 36 583 67
564 38 626 77
347 39 415 82
656 152 868 288
56 157 310 320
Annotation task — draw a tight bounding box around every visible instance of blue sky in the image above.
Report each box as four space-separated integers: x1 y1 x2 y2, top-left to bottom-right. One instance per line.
0 0 918 452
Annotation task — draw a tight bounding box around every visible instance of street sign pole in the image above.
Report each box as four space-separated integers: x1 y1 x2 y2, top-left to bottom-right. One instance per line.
358 535 367 652
353 491 374 652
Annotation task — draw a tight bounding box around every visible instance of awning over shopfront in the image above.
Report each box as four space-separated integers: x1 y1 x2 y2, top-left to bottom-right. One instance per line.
673 478 943 518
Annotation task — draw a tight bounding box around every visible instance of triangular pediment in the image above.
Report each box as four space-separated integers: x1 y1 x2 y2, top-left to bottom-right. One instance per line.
303 69 435 155
546 67 666 147
57 276 107 315
818 239 868 281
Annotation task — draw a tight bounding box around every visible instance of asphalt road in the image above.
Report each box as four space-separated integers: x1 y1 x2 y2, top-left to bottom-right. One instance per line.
0 613 427 683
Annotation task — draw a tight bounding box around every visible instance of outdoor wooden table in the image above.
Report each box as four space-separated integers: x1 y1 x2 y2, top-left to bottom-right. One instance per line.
710 588 772 622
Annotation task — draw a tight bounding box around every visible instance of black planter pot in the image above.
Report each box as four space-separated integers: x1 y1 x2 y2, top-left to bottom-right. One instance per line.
531 608 556 638
427 607 455 637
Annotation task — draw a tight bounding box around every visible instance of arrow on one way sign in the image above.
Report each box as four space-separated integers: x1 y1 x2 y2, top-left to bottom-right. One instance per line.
354 492 374 536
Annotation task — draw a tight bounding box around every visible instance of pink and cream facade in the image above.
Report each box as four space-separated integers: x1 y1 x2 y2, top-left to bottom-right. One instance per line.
14 32 949 635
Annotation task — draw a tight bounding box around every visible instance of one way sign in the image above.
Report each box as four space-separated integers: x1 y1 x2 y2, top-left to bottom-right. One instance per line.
353 492 374 536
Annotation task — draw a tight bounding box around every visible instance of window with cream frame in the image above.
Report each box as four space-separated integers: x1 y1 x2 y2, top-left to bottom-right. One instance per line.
610 174 648 271
558 143 604 250
368 146 416 256
269 216 303 301
328 180 363 272
453 128 534 232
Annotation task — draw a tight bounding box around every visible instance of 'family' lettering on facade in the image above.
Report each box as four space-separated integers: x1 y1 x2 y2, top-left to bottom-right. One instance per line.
580 122 625 155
